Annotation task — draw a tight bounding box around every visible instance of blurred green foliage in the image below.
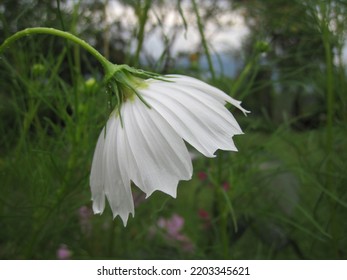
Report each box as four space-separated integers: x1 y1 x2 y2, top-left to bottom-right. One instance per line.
0 0 346 259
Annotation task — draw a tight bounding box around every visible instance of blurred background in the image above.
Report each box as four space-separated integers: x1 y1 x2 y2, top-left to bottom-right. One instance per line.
0 0 346 259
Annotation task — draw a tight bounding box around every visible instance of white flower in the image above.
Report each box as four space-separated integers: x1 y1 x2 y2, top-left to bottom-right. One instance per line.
90 74 249 226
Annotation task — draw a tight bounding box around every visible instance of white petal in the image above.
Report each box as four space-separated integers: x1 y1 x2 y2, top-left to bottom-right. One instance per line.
90 127 106 214
165 74 250 115
141 82 241 157
167 82 243 134
103 115 134 226
122 97 192 198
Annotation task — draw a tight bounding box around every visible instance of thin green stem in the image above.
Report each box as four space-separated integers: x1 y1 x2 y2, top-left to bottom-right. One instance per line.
320 1 338 258
0 27 111 72
215 153 229 259
322 25 334 164
134 0 151 67
103 0 111 60
56 0 66 30
192 0 229 259
192 0 216 80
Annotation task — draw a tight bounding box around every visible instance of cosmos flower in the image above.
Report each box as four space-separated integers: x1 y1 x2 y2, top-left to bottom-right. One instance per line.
90 74 249 226
56 244 72 260
158 214 185 238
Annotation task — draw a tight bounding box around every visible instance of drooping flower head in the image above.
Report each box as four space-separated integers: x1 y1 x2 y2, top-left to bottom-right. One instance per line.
90 66 249 226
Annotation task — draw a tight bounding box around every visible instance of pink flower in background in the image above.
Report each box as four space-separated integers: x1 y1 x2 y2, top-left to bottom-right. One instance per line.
56 244 72 260
198 208 209 220
157 214 194 252
197 171 207 181
158 214 184 237
222 182 230 191
198 208 211 229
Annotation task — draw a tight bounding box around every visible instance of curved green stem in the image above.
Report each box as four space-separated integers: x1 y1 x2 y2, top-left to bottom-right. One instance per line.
0 27 112 73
